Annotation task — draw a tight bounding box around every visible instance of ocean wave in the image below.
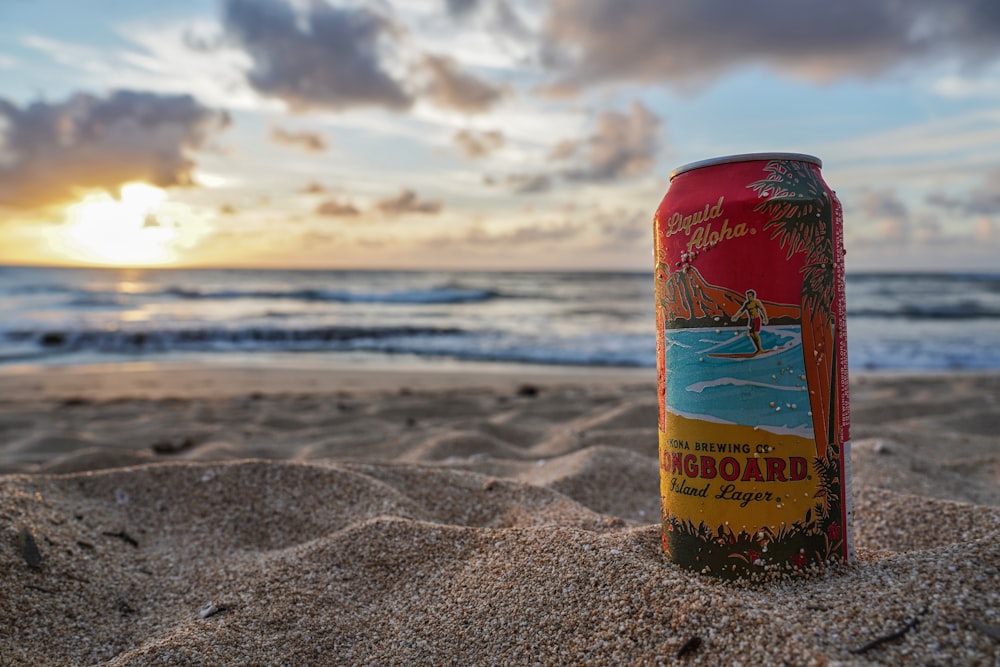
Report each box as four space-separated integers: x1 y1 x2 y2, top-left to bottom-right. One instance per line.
159 286 501 305
849 302 1000 320
0 284 79 297
1 326 654 368
11 325 466 353
65 295 130 309
849 339 1000 371
848 271 1000 286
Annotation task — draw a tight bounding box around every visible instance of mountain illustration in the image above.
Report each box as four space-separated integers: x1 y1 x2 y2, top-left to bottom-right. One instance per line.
657 266 800 328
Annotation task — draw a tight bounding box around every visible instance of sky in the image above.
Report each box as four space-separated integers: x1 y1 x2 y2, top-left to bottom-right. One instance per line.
1 0 999 272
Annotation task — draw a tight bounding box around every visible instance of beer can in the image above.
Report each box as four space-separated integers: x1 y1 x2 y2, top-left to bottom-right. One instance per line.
653 153 851 579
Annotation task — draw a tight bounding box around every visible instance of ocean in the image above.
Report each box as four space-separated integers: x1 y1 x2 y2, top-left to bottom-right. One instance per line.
1 265 999 372
662 325 812 436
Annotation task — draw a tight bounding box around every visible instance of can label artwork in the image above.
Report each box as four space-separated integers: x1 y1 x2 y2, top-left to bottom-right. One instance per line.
653 153 852 579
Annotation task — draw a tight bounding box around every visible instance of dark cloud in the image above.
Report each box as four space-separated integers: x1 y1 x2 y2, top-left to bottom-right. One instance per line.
0 90 228 210
421 55 506 113
315 198 360 217
564 101 661 181
454 129 505 158
271 126 327 152
221 0 504 114
543 0 1000 88
222 0 412 111
445 0 482 18
376 189 442 215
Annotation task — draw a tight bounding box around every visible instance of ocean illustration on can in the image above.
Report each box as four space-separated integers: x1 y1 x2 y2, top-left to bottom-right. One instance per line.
654 153 852 579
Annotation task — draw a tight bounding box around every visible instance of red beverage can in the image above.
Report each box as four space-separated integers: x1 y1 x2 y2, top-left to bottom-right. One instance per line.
653 153 851 579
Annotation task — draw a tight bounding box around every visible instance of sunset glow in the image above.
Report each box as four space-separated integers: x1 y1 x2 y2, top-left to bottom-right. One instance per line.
56 184 178 266
0 1 999 271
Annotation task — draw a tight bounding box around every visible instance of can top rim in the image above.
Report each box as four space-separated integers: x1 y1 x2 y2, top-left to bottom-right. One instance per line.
669 152 822 180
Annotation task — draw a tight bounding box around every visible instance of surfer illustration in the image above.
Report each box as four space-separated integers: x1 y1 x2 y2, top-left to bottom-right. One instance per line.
732 289 768 354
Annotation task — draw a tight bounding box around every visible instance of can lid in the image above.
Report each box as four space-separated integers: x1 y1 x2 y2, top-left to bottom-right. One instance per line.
669 152 822 181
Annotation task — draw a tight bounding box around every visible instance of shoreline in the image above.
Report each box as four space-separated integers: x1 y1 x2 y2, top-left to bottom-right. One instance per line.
0 358 657 401
2 356 997 401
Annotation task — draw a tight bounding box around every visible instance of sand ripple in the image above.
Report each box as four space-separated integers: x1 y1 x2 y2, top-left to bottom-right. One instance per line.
0 374 998 665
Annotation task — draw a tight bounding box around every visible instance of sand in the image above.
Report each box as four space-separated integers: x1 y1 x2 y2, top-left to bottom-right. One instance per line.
1 363 998 666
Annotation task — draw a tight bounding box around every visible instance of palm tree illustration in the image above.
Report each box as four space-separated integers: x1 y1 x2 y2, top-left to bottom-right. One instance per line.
749 160 839 459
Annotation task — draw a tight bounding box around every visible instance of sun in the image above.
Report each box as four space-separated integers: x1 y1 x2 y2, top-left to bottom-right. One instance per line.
57 183 180 266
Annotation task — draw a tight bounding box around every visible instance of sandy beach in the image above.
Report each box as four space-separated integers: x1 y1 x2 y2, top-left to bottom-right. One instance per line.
1 363 998 666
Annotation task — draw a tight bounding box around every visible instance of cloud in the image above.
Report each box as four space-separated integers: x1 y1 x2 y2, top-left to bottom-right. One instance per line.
859 188 909 220
845 184 1000 269
564 101 661 181
445 219 583 248
300 180 327 195
0 90 229 210
856 189 911 244
542 0 1000 88
220 0 505 114
420 54 506 113
503 173 552 194
426 204 650 257
221 0 412 112
445 0 531 43
485 101 661 195
976 217 996 242
927 169 1000 215
375 189 442 215
965 170 1000 215
912 214 945 244
445 0 483 18
492 0 534 42
454 129 505 158
925 191 963 210
548 138 578 161
315 198 360 217
270 126 327 152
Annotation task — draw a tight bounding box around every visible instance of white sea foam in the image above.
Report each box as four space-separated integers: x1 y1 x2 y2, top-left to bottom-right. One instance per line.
663 406 814 439
685 378 808 394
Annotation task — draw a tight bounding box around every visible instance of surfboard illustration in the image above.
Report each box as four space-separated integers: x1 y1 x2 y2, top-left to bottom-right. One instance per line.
707 340 797 360
706 351 760 359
